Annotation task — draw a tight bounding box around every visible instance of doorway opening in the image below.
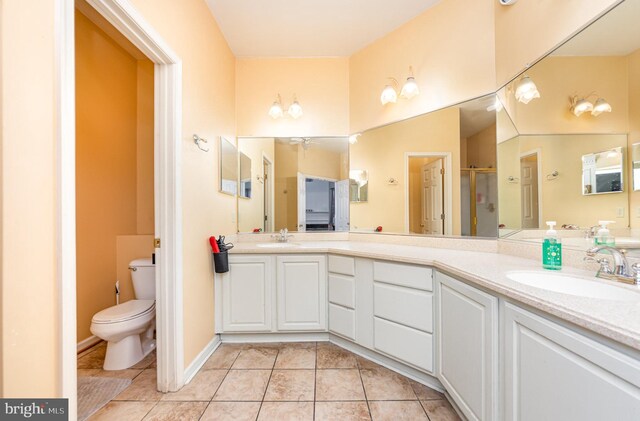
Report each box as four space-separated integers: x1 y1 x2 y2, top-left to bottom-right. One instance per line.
461 168 497 236
520 151 541 229
263 156 274 232
406 154 452 235
297 173 350 231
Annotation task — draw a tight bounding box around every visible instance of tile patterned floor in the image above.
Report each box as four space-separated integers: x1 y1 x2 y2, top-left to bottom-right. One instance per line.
79 341 461 421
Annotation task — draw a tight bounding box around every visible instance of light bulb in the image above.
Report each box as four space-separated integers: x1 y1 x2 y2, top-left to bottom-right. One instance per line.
380 85 397 105
349 134 360 145
572 98 593 117
400 76 419 99
591 98 612 116
287 100 303 119
515 76 540 104
268 97 284 119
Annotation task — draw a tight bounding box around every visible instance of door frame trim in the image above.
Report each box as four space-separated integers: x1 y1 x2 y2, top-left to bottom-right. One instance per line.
519 148 543 229
59 1 184 414
404 152 453 235
262 153 275 232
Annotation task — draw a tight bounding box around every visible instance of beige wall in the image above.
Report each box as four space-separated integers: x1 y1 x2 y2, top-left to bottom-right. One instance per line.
349 0 496 133
1 0 59 396
502 56 629 135
350 107 461 234
127 0 237 368
238 138 275 232
75 11 155 343
494 0 621 86
236 58 350 137
274 142 299 231
465 123 497 168
298 147 344 181
498 134 629 229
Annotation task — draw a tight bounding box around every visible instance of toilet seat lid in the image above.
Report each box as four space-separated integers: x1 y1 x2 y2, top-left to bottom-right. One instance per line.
92 300 155 324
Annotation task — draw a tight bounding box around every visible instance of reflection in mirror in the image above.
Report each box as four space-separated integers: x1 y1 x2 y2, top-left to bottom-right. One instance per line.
239 152 252 199
237 137 349 233
632 143 640 191
219 137 238 196
349 94 498 237
349 170 368 202
582 147 624 195
496 0 640 252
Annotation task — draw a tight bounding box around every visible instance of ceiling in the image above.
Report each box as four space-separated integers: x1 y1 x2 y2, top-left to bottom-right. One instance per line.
553 0 640 56
275 137 348 152
459 96 496 139
206 0 441 57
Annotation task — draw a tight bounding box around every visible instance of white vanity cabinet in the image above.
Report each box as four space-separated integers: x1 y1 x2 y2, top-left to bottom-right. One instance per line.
436 272 499 421
372 261 434 373
222 254 273 332
503 302 640 421
327 255 357 340
276 255 327 331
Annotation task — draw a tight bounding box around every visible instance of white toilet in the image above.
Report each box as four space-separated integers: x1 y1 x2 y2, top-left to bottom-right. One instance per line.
90 258 156 370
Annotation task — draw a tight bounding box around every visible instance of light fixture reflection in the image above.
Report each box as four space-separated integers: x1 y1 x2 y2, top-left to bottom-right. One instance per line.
349 134 361 144
514 76 540 104
572 98 593 117
287 96 303 119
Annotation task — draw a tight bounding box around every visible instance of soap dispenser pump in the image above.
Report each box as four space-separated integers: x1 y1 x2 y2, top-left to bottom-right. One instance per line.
542 221 562 270
594 220 615 246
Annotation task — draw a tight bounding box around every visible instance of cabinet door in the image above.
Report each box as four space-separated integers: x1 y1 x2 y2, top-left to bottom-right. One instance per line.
504 302 640 421
222 255 273 332
436 272 498 421
276 255 327 331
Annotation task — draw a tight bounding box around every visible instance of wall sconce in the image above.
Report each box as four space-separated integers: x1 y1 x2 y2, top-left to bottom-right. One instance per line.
569 95 611 117
514 75 540 104
268 94 303 119
380 66 420 105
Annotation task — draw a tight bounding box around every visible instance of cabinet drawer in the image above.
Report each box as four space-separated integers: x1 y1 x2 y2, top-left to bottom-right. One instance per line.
374 283 432 333
329 274 355 309
329 303 356 340
374 317 433 373
329 255 355 276
373 261 433 291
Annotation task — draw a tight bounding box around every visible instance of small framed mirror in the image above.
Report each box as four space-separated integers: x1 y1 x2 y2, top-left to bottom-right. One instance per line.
349 169 368 202
581 147 624 195
219 137 238 196
239 152 252 199
633 143 640 191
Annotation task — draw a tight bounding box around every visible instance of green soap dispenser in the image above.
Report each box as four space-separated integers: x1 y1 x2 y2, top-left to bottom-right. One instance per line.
594 220 615 246
542 221 562 270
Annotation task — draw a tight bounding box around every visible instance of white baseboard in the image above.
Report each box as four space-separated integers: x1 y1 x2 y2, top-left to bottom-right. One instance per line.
329 334 445 393
77 335 102 354
183 335 221 385
220 332 329 343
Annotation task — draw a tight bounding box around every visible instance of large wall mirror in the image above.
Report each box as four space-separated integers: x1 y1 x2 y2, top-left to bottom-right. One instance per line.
219 136 238 196
236 137 350 233
497 0 640 252
350 95 498 237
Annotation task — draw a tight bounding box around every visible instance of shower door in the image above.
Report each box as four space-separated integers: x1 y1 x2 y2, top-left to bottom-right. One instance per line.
461 169 498 237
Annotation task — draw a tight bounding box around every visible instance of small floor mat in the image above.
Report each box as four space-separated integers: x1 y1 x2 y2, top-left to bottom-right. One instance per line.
77 376 132 420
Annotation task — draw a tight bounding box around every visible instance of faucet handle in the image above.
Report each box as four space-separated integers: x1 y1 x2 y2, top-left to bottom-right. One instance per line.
631 263 640 285
584 256 613 275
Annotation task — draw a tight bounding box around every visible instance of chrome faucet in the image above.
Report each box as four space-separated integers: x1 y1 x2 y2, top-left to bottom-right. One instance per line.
271 228 293 243
585 246 640 285
585 225 600 239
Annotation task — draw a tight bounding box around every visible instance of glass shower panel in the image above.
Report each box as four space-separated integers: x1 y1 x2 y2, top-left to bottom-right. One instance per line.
476 172 498 237
461 172 471 236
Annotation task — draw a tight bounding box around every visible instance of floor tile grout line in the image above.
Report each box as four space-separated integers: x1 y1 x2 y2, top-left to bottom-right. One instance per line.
356 362 373 421
313 341 317 421
209 346 242 402
255 347 278 421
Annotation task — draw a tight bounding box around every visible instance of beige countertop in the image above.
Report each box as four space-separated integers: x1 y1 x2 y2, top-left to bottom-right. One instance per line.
229 240 640 352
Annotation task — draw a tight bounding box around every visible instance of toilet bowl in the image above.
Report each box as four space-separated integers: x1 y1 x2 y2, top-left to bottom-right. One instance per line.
90 258 156 370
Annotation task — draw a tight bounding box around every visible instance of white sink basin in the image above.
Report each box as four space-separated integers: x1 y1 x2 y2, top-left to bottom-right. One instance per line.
255 242 299 248
506 271 640 302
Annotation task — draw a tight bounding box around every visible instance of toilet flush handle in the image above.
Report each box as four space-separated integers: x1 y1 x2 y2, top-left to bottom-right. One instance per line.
128 266 137 271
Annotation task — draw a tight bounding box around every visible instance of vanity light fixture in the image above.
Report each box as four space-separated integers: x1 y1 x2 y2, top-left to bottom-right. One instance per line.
569 95 612 117
268 94 303 119
380 66 420 105
514 75 540 104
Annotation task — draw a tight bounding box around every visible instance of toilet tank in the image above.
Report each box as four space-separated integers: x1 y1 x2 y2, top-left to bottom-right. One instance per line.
130 258 155 300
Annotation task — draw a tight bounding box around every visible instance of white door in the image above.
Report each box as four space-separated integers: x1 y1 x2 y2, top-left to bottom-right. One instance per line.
297 172 306 231
222 255 273 332
335 179 350 231
520 155 539 229
276 255 327 331
436 272 499 421
504 302 640 421
422 160 444 235
263 158 273 232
